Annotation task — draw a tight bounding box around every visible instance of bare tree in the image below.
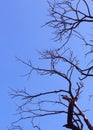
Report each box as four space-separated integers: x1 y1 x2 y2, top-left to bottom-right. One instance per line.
9 0 93 130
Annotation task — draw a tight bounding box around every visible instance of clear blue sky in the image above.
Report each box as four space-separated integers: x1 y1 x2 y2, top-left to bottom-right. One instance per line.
0 0 50 129
0 0 62 129
1 0 93 130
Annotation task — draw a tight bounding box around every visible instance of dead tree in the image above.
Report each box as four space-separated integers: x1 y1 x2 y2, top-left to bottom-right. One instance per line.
9 0 93 130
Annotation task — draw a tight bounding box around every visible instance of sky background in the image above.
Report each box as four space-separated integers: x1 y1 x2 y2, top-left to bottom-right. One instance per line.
1 0 93 130
0 0 51 129
0 0 63 129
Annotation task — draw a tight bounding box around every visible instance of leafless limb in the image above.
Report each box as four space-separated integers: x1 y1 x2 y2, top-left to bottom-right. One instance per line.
45 0 93 50
13 47 93 130
9 0 93 130
31 118 42 130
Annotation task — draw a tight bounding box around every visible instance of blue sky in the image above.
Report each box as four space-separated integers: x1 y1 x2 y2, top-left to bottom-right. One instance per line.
0 0 50 129
1 0 93 130
0 0 63 129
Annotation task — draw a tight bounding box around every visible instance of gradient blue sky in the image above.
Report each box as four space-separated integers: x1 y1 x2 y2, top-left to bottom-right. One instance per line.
1 0 93 130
